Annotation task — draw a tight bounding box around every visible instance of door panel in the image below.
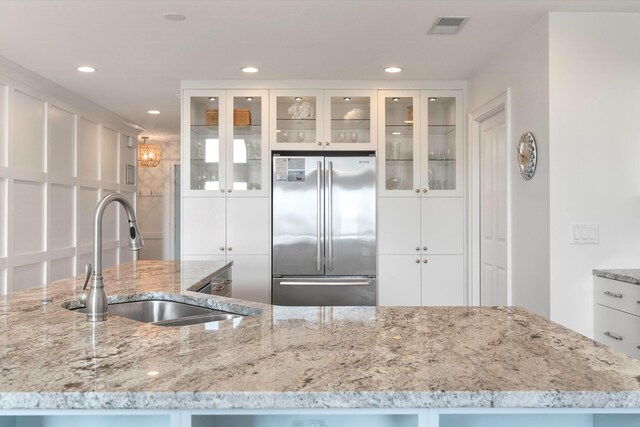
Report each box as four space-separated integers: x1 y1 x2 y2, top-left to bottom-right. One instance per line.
480 111 508 306
227 198 270 254
325 156 376 276
272 156 324 276
421 255 464 306
182 197 225 256
378 255 421 306
228 254 271 304
378 197 421 254
421 197 464 254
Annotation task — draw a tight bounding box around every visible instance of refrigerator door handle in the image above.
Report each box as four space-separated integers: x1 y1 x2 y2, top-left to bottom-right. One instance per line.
280 281 371 286
316 160 322 271
327 160 334 271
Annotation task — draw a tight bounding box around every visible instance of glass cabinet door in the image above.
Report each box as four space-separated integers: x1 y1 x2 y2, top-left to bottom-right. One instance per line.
423 91 463 195
324 90 377 150
270 90 323 150
227 90 268 196
186 91 226 194
379 91 421 197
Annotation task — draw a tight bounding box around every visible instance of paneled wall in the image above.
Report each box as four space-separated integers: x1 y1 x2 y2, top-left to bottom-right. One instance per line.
0 71 139 294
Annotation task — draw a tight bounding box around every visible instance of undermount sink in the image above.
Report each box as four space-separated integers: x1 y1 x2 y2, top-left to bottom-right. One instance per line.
71 300 243 326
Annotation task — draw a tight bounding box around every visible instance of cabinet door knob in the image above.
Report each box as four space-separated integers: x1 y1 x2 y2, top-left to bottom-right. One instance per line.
415 246 420 251
423 188 428 193
219 247 225 251
228 247 233 251
423 246 428 251
423 259 428 264
317 141 322 146
415 189 420 193
220 188 225 193
326 141 330 146
227 189 232 193
415 259 420 263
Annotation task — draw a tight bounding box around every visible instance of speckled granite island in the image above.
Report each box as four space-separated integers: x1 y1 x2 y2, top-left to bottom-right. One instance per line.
1 261 640 427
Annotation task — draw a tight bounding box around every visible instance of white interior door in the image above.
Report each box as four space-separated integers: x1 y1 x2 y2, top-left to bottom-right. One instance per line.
479 110 508 306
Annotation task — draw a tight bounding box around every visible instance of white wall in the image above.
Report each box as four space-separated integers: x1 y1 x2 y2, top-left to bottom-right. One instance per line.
549 13 640 337
468 17 550 317
137 141 180 260
0 56 140 294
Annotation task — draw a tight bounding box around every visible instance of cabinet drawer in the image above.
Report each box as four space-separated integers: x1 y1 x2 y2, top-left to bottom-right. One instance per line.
594 304 640 358
594 277 640 316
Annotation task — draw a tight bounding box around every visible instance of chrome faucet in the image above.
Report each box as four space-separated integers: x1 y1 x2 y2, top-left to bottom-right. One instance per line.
78 192 144 321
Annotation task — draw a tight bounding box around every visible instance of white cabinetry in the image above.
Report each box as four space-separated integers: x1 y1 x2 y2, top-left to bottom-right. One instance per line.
270 90 377 151
593 276 640 359
377 89 465 307
182 90 271 303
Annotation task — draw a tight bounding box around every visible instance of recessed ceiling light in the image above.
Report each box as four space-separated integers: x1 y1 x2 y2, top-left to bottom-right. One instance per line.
392 97 400 101
343 97 351 101
241 67 259 73
246 97 254 101
429 97 437 102
77 66 96 73
163 13 186 21
147 110 160 115
294 97 303 101
384 66 402 73
209 97 216 101
392 132 401 135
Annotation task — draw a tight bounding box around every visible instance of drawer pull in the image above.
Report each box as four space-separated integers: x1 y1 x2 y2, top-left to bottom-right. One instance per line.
604 331 623 341
603 291 623 298
213 285 226 292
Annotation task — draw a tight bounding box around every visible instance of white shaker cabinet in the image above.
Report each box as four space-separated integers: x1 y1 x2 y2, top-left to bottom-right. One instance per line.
378 198 421 255
421 198 464 255
378 255 422 306
182 197 226 256
421 255 464 306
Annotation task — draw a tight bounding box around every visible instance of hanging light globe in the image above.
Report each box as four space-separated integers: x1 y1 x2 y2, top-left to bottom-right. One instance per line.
137 136 161 167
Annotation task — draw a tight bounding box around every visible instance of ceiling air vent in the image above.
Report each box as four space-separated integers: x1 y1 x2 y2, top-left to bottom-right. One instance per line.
428 16 469 35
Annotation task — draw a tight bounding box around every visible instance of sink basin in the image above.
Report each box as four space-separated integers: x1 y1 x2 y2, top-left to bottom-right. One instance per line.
72 300 243 326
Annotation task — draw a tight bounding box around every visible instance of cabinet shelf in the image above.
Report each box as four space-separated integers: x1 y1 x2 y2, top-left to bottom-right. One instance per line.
428 125 456 135
385 158 414 162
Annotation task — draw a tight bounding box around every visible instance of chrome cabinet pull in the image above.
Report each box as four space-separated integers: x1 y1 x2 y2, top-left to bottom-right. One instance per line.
415 259 420 263
423 188 428 193
213 285 226 292
415 246 420 251
219 246 225 251
327 161 334 271
423 246 428 251
415 188 420 193
604 331 623 341
316 160 322 271
317 141 322 146
423 259 428 264
325 141 330 146
604 291 623 298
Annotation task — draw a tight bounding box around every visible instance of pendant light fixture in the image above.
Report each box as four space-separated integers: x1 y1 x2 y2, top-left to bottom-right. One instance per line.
137 136 161 167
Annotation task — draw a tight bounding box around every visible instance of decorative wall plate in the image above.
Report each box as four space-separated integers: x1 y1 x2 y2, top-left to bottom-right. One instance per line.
516 132 537 180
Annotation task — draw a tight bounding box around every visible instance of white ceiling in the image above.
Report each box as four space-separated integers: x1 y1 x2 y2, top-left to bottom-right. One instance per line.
0 0 638 140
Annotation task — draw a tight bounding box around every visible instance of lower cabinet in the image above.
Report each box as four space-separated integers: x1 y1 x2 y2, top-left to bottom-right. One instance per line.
378 254 463 306
593 276 640 359
182 197 271 304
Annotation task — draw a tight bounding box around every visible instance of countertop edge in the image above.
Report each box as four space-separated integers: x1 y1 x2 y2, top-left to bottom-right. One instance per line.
1 391 640 410
593 269 640 286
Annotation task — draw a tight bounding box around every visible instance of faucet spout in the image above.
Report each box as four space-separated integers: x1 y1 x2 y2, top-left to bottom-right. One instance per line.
82 192 144 322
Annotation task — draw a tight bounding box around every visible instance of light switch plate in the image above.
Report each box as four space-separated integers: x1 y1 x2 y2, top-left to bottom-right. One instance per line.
571 223 599 244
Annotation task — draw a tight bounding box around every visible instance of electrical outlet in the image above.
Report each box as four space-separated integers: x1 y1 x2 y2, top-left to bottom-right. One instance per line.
571 223 599 244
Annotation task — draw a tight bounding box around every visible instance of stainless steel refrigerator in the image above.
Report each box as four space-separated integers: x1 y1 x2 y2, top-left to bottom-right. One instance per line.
272 153 376 306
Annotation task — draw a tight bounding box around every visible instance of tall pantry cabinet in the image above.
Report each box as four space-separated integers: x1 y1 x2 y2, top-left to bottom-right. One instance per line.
377 90 465 306
181 90 271 303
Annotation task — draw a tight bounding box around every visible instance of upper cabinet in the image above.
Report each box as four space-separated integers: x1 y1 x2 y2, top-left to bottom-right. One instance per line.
378 89 463 197
270 90 377 151
183 89 269 197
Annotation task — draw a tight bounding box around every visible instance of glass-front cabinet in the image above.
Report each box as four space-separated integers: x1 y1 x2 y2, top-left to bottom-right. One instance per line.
422 90 463 196
183 89 269 197
379 90 463 197
270 90 377 150
378 90 421 197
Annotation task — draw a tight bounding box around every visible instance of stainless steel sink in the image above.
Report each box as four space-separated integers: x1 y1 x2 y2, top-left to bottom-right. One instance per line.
72 300 243 326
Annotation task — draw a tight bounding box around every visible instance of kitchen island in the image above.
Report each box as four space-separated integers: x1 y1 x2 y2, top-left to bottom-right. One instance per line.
1 260 640 426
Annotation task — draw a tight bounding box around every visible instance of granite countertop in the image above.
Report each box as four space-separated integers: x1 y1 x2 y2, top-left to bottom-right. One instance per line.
593 269 640 286
1 260 640 410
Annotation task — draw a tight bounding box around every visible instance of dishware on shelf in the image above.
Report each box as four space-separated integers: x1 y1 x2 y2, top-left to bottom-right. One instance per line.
282 131 288 142
351 132 359 143
390 141 402 160
386 177 401 190
338 132 346 143
297 131 305 142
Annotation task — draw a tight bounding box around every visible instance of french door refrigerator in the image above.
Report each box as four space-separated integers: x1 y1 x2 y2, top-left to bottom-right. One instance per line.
272 153 376 306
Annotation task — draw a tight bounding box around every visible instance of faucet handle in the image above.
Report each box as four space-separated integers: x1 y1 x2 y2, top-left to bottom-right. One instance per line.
77 263 92 306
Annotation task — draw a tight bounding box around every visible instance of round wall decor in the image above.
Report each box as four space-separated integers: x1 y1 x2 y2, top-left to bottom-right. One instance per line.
516 132 537 180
